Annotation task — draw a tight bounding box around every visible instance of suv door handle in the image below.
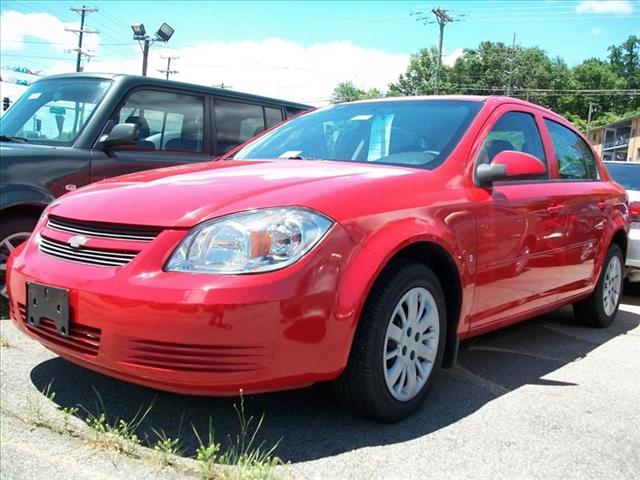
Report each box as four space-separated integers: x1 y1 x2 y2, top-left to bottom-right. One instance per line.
547 204 565 215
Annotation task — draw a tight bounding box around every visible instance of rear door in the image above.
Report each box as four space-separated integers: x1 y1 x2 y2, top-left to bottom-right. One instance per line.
89 88 212 181
542 118 610 298
470 106 570 328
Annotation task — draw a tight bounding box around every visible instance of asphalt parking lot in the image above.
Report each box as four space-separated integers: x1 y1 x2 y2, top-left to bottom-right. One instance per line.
1 285 639 480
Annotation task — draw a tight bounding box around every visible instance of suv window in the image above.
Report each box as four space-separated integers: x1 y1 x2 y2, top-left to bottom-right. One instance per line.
265 107 284 129
214 100 266 154
116 89 204 153
477 111 547 177
544 119 598 180
0 78 111 146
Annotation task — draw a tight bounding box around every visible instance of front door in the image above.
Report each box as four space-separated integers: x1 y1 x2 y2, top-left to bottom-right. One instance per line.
469 108 569 328
90 88 212 182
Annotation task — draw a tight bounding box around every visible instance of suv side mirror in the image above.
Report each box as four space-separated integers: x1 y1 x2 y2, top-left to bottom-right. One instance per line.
476 150 546 187
98 123 139 149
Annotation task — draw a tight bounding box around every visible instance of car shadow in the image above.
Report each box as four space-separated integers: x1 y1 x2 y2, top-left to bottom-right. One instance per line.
30 288 640 464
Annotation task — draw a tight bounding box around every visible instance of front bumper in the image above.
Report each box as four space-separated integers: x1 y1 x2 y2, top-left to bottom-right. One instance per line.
7 224 360 395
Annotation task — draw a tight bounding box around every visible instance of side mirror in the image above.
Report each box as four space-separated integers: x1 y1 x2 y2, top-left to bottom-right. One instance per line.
476 150 546 187
98 123 139 149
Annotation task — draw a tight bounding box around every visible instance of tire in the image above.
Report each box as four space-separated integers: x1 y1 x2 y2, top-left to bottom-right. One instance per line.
573 244 624 328
331 260 446 422
1 215 38 286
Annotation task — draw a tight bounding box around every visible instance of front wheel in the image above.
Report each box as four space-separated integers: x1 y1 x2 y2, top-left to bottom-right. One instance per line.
573 244 624 328
331 261 446 422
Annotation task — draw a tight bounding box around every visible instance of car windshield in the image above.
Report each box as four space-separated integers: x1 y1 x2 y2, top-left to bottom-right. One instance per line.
605 162 640 190
0 77 112 146
234 99 482 169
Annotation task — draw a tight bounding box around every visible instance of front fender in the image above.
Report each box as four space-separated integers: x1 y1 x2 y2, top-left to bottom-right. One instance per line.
0 183 54 211
332 215 475 369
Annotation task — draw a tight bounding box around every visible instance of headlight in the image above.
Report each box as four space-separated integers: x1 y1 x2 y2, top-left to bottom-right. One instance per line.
165 207 333 274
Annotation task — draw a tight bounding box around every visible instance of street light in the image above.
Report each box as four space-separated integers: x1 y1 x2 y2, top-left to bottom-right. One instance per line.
131 21 174 76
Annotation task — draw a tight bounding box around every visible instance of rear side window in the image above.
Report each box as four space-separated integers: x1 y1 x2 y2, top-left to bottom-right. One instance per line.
476 111 547 178
214 100 265 154
116 89 204 153
544 119 598 180
265 107 284 129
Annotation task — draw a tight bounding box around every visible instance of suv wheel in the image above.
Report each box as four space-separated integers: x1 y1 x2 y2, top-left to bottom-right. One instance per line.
331 260 446 422
1 216 38 287
573 243 624 328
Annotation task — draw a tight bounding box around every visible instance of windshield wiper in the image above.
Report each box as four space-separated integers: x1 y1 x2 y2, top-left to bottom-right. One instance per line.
0 135 28 143
279 155 319 160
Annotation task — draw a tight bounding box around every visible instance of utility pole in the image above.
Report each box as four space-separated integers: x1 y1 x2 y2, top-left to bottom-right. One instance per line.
432 8 454 94
586 102 597 137
506 33 517 97
413 7 455 95
158 55 179 79
66 6 98 72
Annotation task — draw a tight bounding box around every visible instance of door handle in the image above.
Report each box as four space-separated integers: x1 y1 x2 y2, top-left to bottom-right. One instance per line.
547 204 565 215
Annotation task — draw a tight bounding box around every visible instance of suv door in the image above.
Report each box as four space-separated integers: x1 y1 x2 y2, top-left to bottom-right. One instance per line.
469 107 569 328
543 118 611 299
89 88 212 181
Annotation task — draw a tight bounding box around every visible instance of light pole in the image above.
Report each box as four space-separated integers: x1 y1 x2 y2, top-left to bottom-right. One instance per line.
131 22 175 76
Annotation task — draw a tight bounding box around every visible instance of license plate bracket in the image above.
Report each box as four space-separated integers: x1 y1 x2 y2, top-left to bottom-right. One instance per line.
26 283 70 337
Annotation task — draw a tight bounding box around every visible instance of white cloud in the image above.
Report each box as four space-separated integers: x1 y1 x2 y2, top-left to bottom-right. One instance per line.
575 1 633 14
443 48 464 67
590 27 603 35
0 10 100 54
49 38 409 106
1 9 409 106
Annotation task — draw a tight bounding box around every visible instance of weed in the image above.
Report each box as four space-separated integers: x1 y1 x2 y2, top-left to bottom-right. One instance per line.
82 388 153 456
24 381 55 427
152 416 184 467
0 334 10 348
192 392 282 480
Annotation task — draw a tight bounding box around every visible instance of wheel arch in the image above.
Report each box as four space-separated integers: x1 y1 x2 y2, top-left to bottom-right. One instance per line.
375 241 463 368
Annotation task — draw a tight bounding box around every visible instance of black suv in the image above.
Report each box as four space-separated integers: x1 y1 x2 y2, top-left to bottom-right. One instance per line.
0 73 310 281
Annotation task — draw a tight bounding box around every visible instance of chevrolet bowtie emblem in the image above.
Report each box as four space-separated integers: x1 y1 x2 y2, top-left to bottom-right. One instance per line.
68 235 88 249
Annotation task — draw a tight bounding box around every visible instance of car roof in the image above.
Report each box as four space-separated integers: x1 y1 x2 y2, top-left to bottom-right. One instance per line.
34 72 311 109
335 94 565 118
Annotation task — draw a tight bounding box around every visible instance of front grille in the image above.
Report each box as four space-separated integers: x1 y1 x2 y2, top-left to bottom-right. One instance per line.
39 235 138 267
48 216 161 242
19 303 101 356
125 339 270 372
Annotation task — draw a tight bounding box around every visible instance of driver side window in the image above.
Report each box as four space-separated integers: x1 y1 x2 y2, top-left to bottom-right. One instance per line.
477 111 547 179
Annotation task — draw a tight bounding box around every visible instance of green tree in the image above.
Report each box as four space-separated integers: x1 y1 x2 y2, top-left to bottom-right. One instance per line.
387 47 443 96
331 81 382 103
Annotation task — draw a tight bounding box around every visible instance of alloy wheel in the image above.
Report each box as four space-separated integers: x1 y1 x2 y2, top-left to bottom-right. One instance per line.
0 232 31 273
383 287 439 402
602 255 622 316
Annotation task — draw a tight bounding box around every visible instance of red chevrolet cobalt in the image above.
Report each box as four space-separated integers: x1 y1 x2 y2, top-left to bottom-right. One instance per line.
6 97 629 421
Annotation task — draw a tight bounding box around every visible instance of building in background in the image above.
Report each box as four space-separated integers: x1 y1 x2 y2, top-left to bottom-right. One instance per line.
587 113 640 163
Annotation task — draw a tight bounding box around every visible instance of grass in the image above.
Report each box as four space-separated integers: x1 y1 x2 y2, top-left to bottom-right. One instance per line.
192 393 282 480
17 382 282 479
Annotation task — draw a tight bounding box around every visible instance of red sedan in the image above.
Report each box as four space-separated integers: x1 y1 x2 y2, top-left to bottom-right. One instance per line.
6 96 629 421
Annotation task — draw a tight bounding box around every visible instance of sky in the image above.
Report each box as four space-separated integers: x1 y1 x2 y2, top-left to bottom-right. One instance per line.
1 0 639 105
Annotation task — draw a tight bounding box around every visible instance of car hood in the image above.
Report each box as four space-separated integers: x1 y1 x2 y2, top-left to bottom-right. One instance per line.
47 159 419 228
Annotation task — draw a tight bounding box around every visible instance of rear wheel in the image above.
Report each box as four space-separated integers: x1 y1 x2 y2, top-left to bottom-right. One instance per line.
573 244 624 328
331 260 446 422
1 215 38 288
